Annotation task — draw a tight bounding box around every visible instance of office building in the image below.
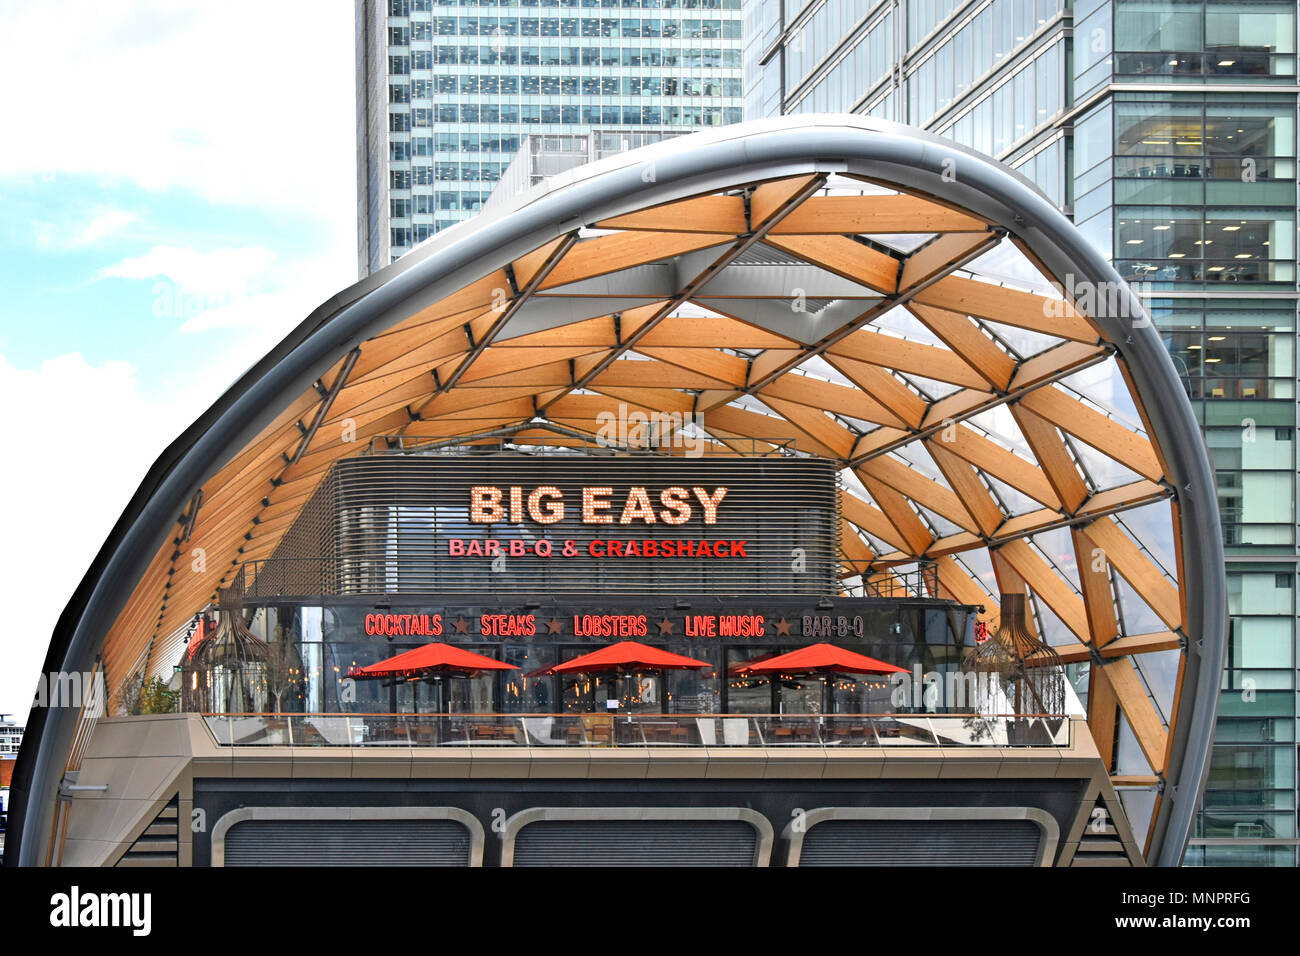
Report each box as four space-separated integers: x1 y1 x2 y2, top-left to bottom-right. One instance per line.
744 0 1298 867
356 0 746 276
0 719 22 758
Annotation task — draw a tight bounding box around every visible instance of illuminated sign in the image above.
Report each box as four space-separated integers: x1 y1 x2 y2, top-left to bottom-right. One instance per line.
356 608 964 643
364 613 443 637
684 614 766 637
470 485 728 525
186 616 207 660
573 614 649 637
446 538 748 558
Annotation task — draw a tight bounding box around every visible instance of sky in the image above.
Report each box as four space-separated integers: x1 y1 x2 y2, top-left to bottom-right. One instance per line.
0 1 357 722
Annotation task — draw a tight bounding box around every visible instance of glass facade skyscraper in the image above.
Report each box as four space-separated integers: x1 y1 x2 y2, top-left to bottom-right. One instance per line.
357 0 746 276
746 0 1298 866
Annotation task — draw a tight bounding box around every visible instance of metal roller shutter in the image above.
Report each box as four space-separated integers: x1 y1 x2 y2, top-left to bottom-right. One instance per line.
223 819 471 866
799 819 1042 866
513 819 759 866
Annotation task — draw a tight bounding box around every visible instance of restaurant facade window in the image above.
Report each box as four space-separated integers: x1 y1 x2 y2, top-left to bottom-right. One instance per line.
238 601 975 718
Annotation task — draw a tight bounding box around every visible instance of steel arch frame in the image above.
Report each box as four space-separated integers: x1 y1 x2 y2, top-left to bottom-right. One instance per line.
7 116 1224 867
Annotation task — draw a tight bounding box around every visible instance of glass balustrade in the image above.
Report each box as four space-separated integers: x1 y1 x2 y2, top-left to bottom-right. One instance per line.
202 713 1072 749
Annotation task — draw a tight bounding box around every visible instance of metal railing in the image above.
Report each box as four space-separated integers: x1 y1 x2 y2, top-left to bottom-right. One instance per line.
201 712 1071 749
363 434 803 458
856 561 940 600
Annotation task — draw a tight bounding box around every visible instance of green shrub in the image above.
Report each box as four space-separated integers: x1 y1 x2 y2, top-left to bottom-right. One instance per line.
134 676 178 715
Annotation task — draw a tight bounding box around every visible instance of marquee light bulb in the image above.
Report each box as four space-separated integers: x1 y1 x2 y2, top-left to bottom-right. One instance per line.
582 486 614 524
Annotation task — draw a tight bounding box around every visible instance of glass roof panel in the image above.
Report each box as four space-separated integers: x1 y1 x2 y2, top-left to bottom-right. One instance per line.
889 442 945 482
968 406 1036 457
860 531 896 554
795 353 854 386
675 300 726 319
897 371 961 400
1114 575 1167 635
975 319 1063 358
866 233 933 254
1134 648 1181 721
1070 439 1143 489
871 306 948 346
981 473 1044 516
962 237 1060 296
1030 526 1082 591
1116 718 1153 776
1118 784 1159 839
1061 364 1147 434
838 415 882 433
1031 594 1079 648
840 468 870 498
913 504 966 538
734 394 773 414
1116 504 1179 579
955 550 998 601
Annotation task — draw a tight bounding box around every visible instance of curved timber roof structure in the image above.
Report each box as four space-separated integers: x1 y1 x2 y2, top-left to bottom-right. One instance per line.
10 116 1225 866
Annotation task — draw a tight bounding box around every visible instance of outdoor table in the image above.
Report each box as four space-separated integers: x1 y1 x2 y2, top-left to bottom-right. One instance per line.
794 725 818 742
411 723 441 746
640 722 690 745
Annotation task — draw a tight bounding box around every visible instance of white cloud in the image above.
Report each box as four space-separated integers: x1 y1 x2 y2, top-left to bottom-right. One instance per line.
0 352 193 723
178 287 309 335
100 244 278 297
0 1 362 720
76 209 140 247
34 208 138 250
0 265 352 721
0 1 355 215
95 233 352 340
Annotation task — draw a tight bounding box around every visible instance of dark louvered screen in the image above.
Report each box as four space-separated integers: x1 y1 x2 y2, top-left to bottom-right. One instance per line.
259 454 839 595
513 819 759 866
798 819 1042 866
223 818 472 866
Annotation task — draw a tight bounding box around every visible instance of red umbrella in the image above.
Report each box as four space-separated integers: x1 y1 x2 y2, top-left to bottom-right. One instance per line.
734 643 907 677
734 643 906 716
547 641 709 716
550 641 709 674
348 642 518 718
348 642 518 680
726 649 783 677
